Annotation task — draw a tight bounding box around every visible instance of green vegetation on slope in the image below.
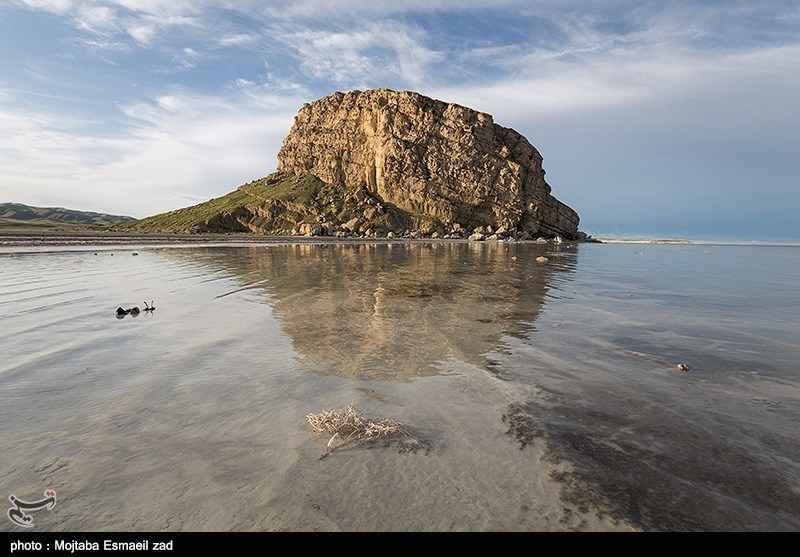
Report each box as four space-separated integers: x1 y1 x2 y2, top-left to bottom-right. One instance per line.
124 171 442 236
125 188 259 231
125 173 343 233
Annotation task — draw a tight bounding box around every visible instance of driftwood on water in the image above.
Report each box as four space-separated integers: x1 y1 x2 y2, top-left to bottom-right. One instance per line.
306 405 414 458
115 301 155 318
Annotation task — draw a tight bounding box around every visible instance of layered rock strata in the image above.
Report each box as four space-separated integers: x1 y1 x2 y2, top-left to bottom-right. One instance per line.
277 89 578 238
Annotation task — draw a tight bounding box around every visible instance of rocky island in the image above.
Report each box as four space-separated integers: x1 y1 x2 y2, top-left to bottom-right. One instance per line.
129 89 580 240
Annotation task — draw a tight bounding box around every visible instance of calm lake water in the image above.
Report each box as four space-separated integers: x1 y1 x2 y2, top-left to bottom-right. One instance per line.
1 241 798 531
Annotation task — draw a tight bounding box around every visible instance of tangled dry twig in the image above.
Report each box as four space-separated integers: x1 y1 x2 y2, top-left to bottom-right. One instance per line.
306 405 412 458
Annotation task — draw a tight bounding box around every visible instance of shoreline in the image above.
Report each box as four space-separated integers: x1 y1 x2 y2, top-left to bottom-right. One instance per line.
595 238 697 245
2 228 798 250
0 227 593 251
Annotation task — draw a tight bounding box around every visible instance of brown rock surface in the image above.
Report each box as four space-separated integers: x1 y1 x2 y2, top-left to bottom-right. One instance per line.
277 89 579 238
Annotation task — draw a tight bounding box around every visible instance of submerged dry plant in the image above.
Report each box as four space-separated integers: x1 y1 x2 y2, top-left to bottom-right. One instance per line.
306 405 412 458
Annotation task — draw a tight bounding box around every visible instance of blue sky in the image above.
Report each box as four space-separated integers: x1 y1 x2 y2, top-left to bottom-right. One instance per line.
1 1 798 241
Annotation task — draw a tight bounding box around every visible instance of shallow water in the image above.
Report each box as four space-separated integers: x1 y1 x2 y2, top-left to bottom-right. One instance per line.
1 242 798 531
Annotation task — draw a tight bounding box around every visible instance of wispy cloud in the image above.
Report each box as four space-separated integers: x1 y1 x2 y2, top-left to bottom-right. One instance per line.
0 84 299 217
11 0 207 47
218 33 259 48
10 0 75 13
71 4 119 36
171 47 201 70
277 20 441 87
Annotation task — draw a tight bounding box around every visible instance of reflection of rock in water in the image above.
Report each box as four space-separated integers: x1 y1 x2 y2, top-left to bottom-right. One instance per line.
180 242 575 381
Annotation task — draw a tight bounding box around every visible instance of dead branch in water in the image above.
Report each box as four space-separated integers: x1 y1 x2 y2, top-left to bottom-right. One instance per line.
306 405 412 458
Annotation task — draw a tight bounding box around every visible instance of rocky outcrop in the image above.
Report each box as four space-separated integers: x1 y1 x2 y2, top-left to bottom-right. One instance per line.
130 89 579 239
277 89 578 238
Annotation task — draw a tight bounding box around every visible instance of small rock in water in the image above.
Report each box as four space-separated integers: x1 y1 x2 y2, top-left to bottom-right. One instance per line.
535 256 548 262
132 252 138 256
676 363 691 372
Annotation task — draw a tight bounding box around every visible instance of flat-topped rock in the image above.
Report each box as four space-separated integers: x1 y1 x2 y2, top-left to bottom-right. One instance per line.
277 89 579 238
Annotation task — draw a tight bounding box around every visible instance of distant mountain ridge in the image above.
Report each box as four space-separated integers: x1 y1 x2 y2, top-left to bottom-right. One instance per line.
0 202 135 228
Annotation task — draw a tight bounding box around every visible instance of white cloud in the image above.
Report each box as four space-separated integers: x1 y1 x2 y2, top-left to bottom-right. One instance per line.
75 37 132 53
280 20 442 87
10 0 76 13
123 13 204 46
255 0 525 19
125 23 156 45
218 33 258 48
72 4 119 36
0 86 299 217
170 47 201 70
433 30 800 122
11 0 208 47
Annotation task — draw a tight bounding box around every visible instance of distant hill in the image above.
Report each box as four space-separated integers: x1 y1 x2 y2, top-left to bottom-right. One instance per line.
0 202 135 228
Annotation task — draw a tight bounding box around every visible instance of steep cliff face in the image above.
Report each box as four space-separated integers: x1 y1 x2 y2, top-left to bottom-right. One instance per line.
129 89 580 239
277 89 579 238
